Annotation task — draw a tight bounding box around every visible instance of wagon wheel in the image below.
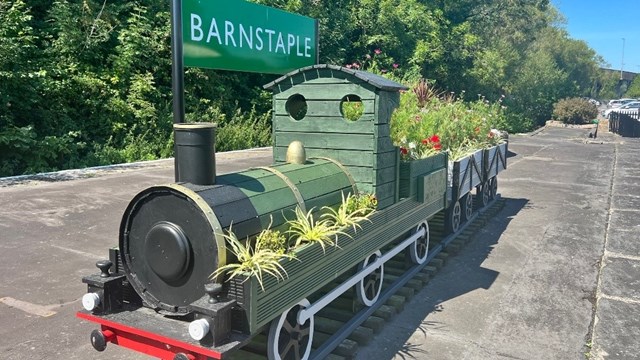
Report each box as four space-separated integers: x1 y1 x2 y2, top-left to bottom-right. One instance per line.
267 299 314 360
356 251 384 307
489 177 498 200
408 221 429 265
476 182 490 208
461 193 473 221
447 200 461 233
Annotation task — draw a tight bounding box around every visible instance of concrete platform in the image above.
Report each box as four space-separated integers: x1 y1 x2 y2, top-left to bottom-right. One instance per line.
357 127 640 360
0 128 638 360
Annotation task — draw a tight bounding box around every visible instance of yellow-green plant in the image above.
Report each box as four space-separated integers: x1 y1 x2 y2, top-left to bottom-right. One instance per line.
285 207 345 252
211 226 295 291
256 228 287 254
322 192 375 232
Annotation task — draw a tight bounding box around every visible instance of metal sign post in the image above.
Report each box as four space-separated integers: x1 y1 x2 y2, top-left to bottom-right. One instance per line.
170 0 319 180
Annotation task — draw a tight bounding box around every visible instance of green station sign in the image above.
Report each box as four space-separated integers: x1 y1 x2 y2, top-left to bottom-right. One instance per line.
182 0 318 74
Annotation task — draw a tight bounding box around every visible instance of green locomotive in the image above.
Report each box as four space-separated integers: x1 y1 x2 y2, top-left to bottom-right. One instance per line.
78 65 506 360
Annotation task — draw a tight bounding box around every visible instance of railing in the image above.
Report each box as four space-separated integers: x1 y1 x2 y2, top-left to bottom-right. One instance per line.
609 110 640 137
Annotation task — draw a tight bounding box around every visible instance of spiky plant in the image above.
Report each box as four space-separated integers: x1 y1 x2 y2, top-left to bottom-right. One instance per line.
211 226 295 291
285 207 345 252
321 192 374 233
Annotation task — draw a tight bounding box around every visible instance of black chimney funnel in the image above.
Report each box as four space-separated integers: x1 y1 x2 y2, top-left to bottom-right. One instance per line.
173 123 216 185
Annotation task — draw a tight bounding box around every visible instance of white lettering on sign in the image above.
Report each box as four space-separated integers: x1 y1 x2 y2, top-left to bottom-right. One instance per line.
189 13 312 58
191 14 203 41
207 17 221 44
240 24 252 48
255 27 264 50
224 21 237 47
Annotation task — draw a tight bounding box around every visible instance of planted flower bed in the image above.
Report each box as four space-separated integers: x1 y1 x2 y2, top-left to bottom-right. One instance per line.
224 193 444 334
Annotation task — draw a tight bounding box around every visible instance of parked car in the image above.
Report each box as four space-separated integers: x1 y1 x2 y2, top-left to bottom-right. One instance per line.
604 101 640 118
607 98 635 108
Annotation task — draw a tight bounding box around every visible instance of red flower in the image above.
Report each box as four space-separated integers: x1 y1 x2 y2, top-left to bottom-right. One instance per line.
400 147 408 155
421 138 429 145
429 135 440 143
434 143 442 151
474 126 480 134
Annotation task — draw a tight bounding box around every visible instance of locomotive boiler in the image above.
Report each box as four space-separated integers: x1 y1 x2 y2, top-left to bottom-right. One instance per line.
78 65 506 360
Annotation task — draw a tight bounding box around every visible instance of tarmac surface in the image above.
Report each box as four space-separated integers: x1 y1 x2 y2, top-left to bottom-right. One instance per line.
0 127 638 360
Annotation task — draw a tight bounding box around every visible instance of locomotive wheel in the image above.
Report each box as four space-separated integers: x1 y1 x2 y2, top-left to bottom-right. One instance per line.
408 222 429 265
447 200 461 233
461 193 473 221
476 182 490 208
267 299 314 360
489 177 498 200
356 251 384 306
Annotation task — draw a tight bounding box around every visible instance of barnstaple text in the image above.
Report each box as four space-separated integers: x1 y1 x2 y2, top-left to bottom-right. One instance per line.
190 14 313 58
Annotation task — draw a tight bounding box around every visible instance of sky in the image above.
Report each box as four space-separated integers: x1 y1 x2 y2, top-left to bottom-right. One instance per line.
552 0 640 73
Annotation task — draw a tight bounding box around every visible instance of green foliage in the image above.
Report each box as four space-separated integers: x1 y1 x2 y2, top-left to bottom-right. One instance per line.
211 226 296 291
390 81 506 160
285 207 344 252
552 98 598 125
344 193 378 215
321 192 375 233
0 0 605 175
215 107 273 152
625 76 640 98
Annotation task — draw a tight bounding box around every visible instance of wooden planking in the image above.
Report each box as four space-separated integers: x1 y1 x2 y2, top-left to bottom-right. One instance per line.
346 165 396 186
373 90 400 125
275 132 374 151
275 83 377 101
274 115 375 134
274 147 397 170
296 173 353 200
274 98 375 118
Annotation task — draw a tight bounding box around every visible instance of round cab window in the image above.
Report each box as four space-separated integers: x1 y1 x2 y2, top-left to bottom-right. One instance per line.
341 95 363 121
286 94 307 120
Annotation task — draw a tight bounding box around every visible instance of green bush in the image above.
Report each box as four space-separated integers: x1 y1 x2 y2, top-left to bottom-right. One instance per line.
552 98 598 125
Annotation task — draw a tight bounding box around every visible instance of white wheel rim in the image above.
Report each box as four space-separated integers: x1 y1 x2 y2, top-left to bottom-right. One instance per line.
356 251 384 307
267 299 314 360
451 201 461 232
464 194 473 219
410 222 429 264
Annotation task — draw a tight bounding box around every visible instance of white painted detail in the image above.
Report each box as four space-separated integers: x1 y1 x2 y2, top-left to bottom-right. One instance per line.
189 318 210 340
297 227 425 324
82 293 101 311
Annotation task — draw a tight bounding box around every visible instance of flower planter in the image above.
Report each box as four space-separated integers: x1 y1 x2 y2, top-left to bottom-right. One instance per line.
224 193 444 334
398 152 448 199
483 142 508 180
450 149 484 201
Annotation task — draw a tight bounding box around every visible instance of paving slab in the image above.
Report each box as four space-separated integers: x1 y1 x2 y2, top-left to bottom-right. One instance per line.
0 148 272 360
358 126 614 360
592 298 640 360
611 194 640 210
606 228 640 256
600 257 640 300
1 127 639 360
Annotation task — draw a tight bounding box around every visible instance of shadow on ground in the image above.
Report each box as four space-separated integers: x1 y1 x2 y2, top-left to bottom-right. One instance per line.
358 197 529 360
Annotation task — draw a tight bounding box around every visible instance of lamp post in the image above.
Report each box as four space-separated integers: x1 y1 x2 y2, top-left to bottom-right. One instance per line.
620 37 625 80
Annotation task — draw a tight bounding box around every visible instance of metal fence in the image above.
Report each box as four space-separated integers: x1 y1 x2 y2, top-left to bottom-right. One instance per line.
609 110 640 137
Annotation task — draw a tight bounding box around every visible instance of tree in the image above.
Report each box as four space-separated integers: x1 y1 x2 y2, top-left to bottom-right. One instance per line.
624 76 640 98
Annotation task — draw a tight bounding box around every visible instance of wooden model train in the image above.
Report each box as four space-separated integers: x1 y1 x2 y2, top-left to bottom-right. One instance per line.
78 65 507 360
